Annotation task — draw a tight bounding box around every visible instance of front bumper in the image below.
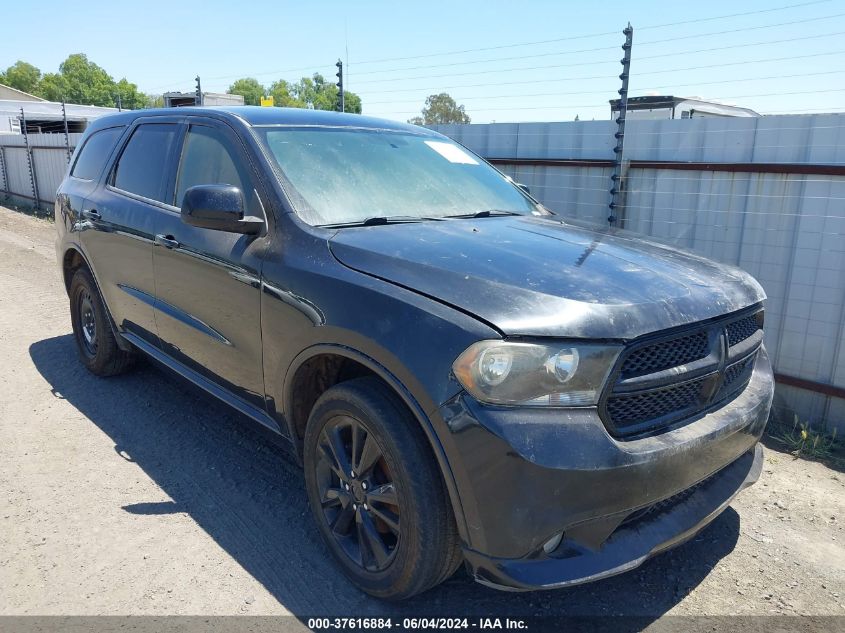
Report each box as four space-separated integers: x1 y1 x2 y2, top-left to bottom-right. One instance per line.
435 347 774 591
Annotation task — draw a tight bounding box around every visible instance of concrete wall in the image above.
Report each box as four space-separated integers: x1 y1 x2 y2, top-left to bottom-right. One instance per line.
433 115 845 432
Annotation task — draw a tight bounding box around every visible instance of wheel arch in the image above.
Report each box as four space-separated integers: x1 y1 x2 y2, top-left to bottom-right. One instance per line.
283 343 469 542
61 244 133 352
62 245 88 295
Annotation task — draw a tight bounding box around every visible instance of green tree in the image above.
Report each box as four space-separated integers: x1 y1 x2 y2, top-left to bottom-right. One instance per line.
36 54 130 107
229 72 363 112
1 55 149 109
36 72 69 102
146 94 165 109
269 79 306 108
0 61 41 94
279 73 362 113
407 93 470 125
228 78 265 106
114 78 146 110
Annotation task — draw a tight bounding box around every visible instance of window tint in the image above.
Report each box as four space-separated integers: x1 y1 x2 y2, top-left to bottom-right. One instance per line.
112 124 178 202
71 127 123 180
175 125 249 207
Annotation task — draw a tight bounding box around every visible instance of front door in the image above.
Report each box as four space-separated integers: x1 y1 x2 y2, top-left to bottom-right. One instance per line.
151 120 267 409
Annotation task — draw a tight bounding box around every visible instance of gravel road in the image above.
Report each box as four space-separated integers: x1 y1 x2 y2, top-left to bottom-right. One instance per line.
0 205 843 624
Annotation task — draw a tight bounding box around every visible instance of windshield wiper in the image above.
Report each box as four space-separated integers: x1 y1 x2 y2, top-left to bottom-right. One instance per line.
444 209 523 219
319 215 444 228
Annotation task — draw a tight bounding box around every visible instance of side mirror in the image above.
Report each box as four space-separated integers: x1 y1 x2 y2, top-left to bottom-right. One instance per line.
516 183 531 195
181 184 263 234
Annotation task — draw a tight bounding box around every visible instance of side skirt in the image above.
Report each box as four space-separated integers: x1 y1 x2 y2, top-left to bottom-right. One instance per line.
121 331 290 443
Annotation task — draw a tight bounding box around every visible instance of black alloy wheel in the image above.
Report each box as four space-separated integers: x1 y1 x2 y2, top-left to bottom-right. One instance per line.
303 377 463 600
315 415 400 572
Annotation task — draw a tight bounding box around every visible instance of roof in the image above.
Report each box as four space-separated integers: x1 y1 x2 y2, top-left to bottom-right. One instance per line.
86 106 430 134
0 83 45 102
609 95 759 116
0 99 118 120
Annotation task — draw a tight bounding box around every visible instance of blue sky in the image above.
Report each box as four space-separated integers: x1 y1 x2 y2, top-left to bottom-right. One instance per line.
2 0 843 122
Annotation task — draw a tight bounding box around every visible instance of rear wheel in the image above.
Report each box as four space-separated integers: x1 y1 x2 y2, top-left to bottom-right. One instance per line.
303 377 461 600
69 268 134 376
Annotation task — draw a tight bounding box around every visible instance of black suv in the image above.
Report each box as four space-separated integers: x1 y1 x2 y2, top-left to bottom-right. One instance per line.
55 107 774 600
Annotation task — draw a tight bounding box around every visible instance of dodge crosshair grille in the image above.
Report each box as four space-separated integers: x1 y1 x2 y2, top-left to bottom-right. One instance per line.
600 308 764 438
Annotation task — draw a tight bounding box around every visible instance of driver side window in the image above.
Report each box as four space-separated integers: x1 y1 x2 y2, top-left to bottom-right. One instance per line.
174 124 251 208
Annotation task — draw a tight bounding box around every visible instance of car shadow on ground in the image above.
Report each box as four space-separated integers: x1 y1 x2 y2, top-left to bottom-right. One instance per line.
31 334 742 624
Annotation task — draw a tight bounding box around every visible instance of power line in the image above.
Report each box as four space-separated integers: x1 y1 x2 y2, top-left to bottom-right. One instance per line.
352 13 845 78
141 0 834 93
354 48 845 88
351 0 833 66
363 68 845 106
360 66 845 97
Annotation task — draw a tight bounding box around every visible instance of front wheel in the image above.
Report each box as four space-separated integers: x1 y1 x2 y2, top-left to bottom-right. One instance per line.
303 377 462 600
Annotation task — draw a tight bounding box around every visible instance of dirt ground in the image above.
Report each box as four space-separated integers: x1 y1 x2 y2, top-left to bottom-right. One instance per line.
0 205 843 624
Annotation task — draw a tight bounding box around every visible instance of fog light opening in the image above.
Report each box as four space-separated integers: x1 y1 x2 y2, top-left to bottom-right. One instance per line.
542 531 564 554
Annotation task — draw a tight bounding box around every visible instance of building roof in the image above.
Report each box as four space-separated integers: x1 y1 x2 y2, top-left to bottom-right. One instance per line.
0 83 45 102
609 95 759 116
0 99 118 120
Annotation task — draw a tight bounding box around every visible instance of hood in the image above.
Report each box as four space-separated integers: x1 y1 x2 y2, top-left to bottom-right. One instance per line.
328 216 765 340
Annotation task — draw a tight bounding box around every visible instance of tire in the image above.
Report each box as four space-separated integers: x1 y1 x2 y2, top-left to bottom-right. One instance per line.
303 376 462 600
69 267 135 376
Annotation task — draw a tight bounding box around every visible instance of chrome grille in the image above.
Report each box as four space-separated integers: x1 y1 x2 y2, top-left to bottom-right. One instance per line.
600 308 763 438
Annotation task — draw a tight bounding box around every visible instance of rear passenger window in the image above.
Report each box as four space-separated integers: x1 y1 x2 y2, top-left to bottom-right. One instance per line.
174 125 250 207
112 124 178 202
71 127 123 180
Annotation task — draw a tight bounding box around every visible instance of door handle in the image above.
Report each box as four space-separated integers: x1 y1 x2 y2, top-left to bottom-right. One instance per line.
81 209 101 221
155 234 180 249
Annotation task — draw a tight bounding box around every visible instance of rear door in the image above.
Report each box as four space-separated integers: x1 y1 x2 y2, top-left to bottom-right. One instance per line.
151 118 267 409
79 118 181 346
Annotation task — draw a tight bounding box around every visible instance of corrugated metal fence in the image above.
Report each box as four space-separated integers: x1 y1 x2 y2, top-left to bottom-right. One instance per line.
1 117 843 432
0 132 83 208
433 115 845 432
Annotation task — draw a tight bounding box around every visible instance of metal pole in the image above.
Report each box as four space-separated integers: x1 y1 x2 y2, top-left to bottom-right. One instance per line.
0 146 8 202
61 99 72 163
608 23 633 227
116 93 122 111
20 108 41 210
195 76 203 106
336 60 345 113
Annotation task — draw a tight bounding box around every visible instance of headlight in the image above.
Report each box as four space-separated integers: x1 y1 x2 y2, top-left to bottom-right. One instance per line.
453 340 621 406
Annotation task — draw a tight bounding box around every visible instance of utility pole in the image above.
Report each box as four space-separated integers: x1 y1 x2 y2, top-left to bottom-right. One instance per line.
335 60 345 113
608 23 633 227
116 92 122 112
195 75 203 106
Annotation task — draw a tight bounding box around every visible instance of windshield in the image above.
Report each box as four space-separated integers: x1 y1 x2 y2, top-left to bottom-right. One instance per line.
256 127 544 226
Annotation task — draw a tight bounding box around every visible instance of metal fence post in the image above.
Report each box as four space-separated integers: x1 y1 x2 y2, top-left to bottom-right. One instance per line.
0 146 8 202
62 100 72 164
20 108 41 211
608 23 633 226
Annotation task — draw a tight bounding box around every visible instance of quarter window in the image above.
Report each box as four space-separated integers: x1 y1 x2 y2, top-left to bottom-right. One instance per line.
71 127 124 181
112 123 179 202
174 125 250 208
